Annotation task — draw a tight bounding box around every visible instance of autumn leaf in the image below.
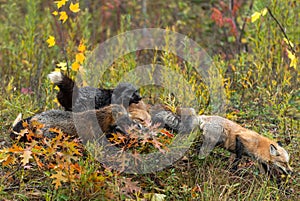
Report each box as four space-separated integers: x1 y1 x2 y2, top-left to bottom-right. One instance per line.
50 170 68 189
2 155 15 166
0 149 11 165
251 8 268 23
251 12 261 23
21 150 33 166
64 141 82 156
121 177 141 194
151 138 167 153
53 98 59 104
160 129 174 138
46 36 55 47
59 11 68 23
71 62 80 71
54 85 60 91
33 154 44 168
261 8 268 16
211 7 223 27
56 62 68 71
9 144 24 153
52 11 58 16
69 2 80 13
75 53 85 64
55 0 68 9
287 49 297 69
78 43 86 52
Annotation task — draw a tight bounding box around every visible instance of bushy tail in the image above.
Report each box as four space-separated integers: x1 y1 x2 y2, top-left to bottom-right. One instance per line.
48 72 78 111
48 72 75 91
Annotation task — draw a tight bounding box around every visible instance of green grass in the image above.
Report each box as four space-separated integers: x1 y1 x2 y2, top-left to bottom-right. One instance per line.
0 0 299 200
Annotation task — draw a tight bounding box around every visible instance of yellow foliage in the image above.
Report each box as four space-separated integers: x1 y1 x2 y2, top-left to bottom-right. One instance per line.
46 36 55 47
59 11 68 23
287 50 297 69
251 8 268 23
69 2 80 13
55 0 68 9
52 11 58 16
72 62 80 72
75 53 85 64
56 62 67 71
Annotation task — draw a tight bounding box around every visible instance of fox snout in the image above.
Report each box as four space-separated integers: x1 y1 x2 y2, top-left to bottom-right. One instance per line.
270 144 293 175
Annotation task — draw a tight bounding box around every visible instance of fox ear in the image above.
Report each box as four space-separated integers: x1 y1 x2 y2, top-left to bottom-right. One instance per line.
270 144 279 156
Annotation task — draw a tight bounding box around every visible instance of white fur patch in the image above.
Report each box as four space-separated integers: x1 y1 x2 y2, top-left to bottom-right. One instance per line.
48 72 63 84
12 113 22 127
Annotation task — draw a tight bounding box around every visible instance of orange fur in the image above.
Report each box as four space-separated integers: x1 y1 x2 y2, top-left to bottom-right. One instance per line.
128 108 152 127
198 115 292 174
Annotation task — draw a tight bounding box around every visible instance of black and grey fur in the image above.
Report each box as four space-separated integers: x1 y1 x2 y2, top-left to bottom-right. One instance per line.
11 104 138 143
48 72 142 112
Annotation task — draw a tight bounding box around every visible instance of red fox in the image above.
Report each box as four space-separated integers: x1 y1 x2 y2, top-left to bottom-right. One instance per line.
128 108 152 127
197 115 292 174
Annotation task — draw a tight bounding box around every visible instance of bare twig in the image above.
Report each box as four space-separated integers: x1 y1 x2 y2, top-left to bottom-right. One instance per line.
238 0 254 47
266 7 296 54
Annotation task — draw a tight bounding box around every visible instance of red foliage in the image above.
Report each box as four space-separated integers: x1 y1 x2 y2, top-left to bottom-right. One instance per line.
211 0 243 37
211 8 224 27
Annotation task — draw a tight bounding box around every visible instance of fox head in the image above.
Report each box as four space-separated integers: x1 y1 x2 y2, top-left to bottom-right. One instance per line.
129 109 152 127
269 143 293 175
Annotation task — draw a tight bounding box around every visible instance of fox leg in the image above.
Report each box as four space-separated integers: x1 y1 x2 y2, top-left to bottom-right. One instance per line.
231 136 243 171
198 123 224 158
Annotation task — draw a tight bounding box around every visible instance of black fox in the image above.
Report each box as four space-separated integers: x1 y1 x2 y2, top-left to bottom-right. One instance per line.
48 72 142 112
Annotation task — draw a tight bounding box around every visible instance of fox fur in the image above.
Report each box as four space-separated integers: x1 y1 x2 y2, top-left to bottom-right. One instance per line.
128 107 152 127
11 104 139 143
197 115 292 174
48 72 142 112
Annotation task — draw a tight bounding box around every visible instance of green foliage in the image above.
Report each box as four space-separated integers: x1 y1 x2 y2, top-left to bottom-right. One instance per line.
0 0 299 200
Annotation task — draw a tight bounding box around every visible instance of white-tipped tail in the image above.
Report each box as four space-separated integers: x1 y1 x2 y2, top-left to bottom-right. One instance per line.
48 71 63 84
12 113 22 127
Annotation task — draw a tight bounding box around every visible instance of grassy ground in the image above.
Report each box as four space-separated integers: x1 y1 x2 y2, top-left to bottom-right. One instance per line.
0 0 299 200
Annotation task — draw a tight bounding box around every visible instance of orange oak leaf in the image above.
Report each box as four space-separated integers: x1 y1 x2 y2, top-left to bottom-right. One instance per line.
50 170 68 189
21 150 33 166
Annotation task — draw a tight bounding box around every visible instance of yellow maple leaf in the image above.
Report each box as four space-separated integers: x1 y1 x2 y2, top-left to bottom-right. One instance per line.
59 11 68 23
251 8 268 23
287 49 297 69
54 85 60 91
78 43 86 52
55 0 68 9
46 36 55 47
261 8 268 16
71 62 80 71
56 62 67 71
75 53 85 64
52 11 58 16
251 12 261 23
53 98 59 104
69 2 80 13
